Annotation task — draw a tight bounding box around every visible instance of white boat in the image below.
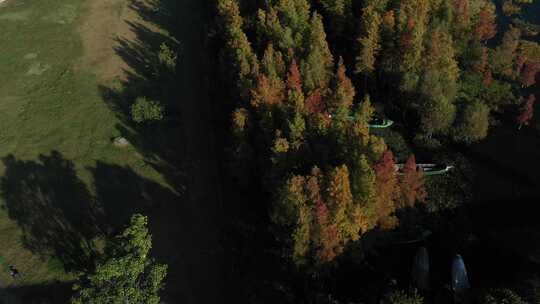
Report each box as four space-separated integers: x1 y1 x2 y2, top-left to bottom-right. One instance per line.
451 254 470 303
394 163 454 176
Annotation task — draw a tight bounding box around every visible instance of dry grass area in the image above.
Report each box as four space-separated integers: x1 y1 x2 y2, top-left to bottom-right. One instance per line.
77 0 136 80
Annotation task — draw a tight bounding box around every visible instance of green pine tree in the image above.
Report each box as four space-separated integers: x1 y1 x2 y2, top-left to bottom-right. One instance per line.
71 214 167 304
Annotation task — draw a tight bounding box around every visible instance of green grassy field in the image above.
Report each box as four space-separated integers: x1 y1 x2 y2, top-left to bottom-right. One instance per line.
0 0 168 287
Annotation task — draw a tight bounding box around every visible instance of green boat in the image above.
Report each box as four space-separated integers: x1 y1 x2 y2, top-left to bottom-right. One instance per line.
395 163 454 176
368 116 394 128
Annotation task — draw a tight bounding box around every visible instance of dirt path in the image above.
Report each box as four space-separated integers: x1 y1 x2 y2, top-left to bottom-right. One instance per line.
159 0 225 302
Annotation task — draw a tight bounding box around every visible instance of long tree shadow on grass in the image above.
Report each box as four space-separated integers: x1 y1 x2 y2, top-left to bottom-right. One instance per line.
0 152 100 272
0 152 181 276
89 161 180 233
0 282 72 303
98 0 185 192
99 34 185 195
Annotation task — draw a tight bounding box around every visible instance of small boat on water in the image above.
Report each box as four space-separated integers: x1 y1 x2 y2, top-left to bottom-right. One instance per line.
451 254 470 303
394 163 454 176
368 116 394 128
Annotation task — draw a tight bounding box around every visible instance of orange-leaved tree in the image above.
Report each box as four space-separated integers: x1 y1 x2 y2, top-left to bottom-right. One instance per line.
398 155 427 208
374 150 399 229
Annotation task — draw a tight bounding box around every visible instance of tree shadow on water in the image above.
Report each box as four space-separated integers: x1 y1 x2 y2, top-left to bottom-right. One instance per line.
0 152 100 272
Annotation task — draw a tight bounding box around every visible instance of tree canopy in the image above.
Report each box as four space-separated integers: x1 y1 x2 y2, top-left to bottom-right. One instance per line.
218 0 538 267
71 214 167 304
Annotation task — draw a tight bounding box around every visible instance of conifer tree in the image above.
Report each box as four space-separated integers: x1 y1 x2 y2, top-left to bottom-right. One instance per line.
275 0 311 39
288 113 306 149
350 154 378 229
328 58 355 123
71 215 167 304
348 95 387 161
475 1 497 42
323 165 355 260
218 0 260 100
284 58 305 114
257 8 295 52
356 95 375 124
301 13 334 92
452 0 473 50
399 155 427 208
287 58 303 93
261 43 286 80
397 0 430 91
419 30 459 135
374 150 399 229
379 10 398 73
279 174 310 262
356 0 386 75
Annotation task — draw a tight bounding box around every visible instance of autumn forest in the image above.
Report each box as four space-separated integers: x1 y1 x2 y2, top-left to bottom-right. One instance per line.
217 0 540 303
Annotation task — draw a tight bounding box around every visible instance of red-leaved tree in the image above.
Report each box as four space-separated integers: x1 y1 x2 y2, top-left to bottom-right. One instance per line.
454 0 470 28
476 3 497 42
251 74 285 107
517 94 535 129
374 150 399 229
520 62 540 88
483 69 493 85
305 89 324 115
287 58 302 92
399 155 427 208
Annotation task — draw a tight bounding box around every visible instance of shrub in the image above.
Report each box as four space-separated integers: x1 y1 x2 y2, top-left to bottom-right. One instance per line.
481 289 526 304
158 43 177 71
424 153 472 212
382 289 423 304
131 97 164 123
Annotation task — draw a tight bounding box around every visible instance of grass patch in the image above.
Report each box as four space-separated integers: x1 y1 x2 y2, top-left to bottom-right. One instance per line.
0 0 170 288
